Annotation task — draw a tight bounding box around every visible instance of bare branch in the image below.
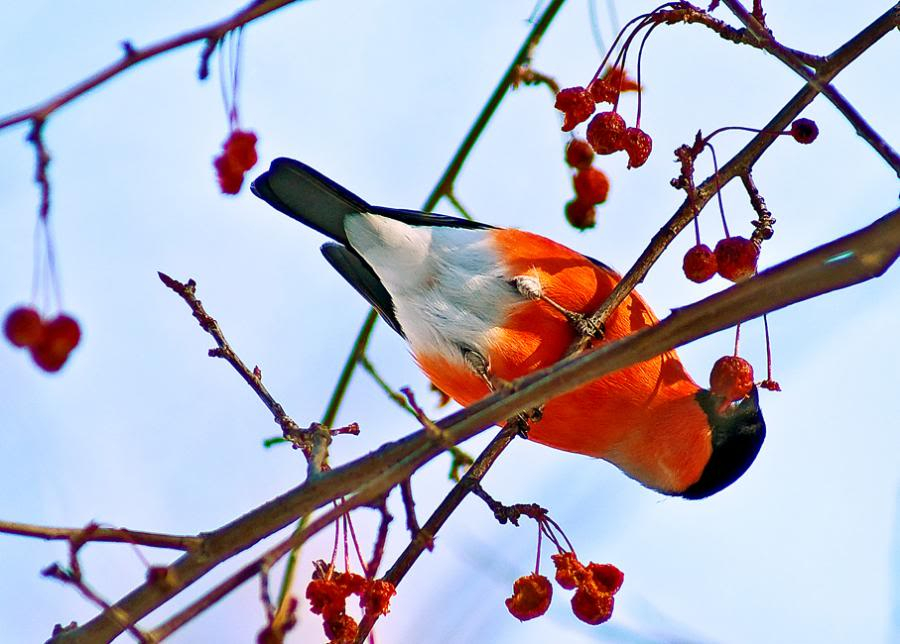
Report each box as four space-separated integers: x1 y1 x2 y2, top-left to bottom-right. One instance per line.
0 520 200 551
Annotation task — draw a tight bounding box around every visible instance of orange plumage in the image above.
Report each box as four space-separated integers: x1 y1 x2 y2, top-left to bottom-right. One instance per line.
418 229 712 493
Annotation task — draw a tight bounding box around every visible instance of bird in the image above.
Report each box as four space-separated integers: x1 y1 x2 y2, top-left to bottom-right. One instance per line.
252 158 765 500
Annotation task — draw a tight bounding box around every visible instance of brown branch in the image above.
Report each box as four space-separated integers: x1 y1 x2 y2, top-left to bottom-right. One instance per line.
576 3 899 350
53 203 900 642
366 500 393 578
0 520 200 551
157 272 314 451
0 0 304 131
740 171 776 243
719 0 900 176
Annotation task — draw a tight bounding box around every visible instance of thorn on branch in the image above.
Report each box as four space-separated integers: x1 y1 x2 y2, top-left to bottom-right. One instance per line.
120 40 137 59
399 479 429 548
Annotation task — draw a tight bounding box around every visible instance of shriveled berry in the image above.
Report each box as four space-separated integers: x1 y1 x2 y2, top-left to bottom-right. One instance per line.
323 612 358 644
505 573 553 621
710 355 755 404
224 130 258 170
334 571 366 596
565 139 595 169
4 306 44 348
565 199 596 231
588 66 640 104
760 379 782 392
715 236 759 282
306 578 349 618
360 579 396 617
682 244 718 283
552 552 586 590
214 154 244 194
573 166 610 205
571 587 614 625
584 563 624 595
586 111 626 155
624 127 652 169
555 87 595 132
790 118 818 144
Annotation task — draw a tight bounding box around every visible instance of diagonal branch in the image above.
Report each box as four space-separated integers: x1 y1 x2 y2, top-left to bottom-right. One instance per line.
578 2 899 345
720 0 900 176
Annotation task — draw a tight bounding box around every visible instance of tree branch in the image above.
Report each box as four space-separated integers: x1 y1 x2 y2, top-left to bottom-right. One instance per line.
0 521 200 551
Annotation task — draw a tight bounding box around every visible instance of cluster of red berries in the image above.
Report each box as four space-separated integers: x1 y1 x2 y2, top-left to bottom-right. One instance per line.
555 67 652 170
505 552 623 626
4 306 81 372
683 236 760 283
306 570 396 643
214 129 258 194
564 139 609 230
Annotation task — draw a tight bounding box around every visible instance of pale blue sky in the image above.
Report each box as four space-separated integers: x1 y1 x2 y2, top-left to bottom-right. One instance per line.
1 2 898 643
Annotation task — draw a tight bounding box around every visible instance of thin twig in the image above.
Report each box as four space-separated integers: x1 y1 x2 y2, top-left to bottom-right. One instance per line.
0 520 201 551
0 0 305 130
157 272 310 450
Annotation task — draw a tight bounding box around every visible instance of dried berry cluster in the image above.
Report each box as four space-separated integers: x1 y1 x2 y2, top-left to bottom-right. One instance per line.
214 129 259 194
4 306 81 372
505 553 624 626
564 139 609 230
555 66 651 170
306 569 396 644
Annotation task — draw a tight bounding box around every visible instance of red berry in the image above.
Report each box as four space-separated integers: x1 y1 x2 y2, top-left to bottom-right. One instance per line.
505 573 553 621
44 315 81 352
587 78 617 105
323 612 358 644
306 578 349 619
714 236 760 282
555 87 595 132
584 563 624 595
682 244 718 283
573 166 610 205
360 578 396 617
790 118 818 144
710 355 755 404
624 127 652 169
571 587 614 625
588 66 640 104
565 199 596 231
565 139 595 169
214 153 244 194
586 111 626 155
552 552 586 590
224 130 258 170
334 571 366 596
760 379 782 392
4 306 44 348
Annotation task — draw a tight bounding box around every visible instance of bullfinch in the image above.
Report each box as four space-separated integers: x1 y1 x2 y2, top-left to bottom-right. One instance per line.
252 158 765 499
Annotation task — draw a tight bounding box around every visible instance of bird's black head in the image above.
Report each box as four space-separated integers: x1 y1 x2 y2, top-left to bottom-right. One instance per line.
681 387 766 500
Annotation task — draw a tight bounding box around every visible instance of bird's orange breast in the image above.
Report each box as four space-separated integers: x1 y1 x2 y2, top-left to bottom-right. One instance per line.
417 228 711 494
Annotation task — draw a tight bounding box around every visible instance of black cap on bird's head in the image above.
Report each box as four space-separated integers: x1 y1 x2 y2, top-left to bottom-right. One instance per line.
681 387 766 500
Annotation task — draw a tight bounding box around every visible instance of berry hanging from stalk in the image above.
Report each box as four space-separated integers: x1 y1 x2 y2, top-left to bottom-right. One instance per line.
682 244 718 283
573 166 610 205
624 127 652 169
710 355 755 406
715 236 759 282
554 87 596 132
587 111 627 155
565 139 595 169
565 199 596 231
505 573 553 621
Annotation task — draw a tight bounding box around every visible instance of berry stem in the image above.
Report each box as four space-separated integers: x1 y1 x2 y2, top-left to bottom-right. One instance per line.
763 313 775 382
534 519 543 575
346 512 368 574
733 322 742 356
705 142 730 237
329 512 341 572
702 124 787 144
635 21 663 128
693 212 702 246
